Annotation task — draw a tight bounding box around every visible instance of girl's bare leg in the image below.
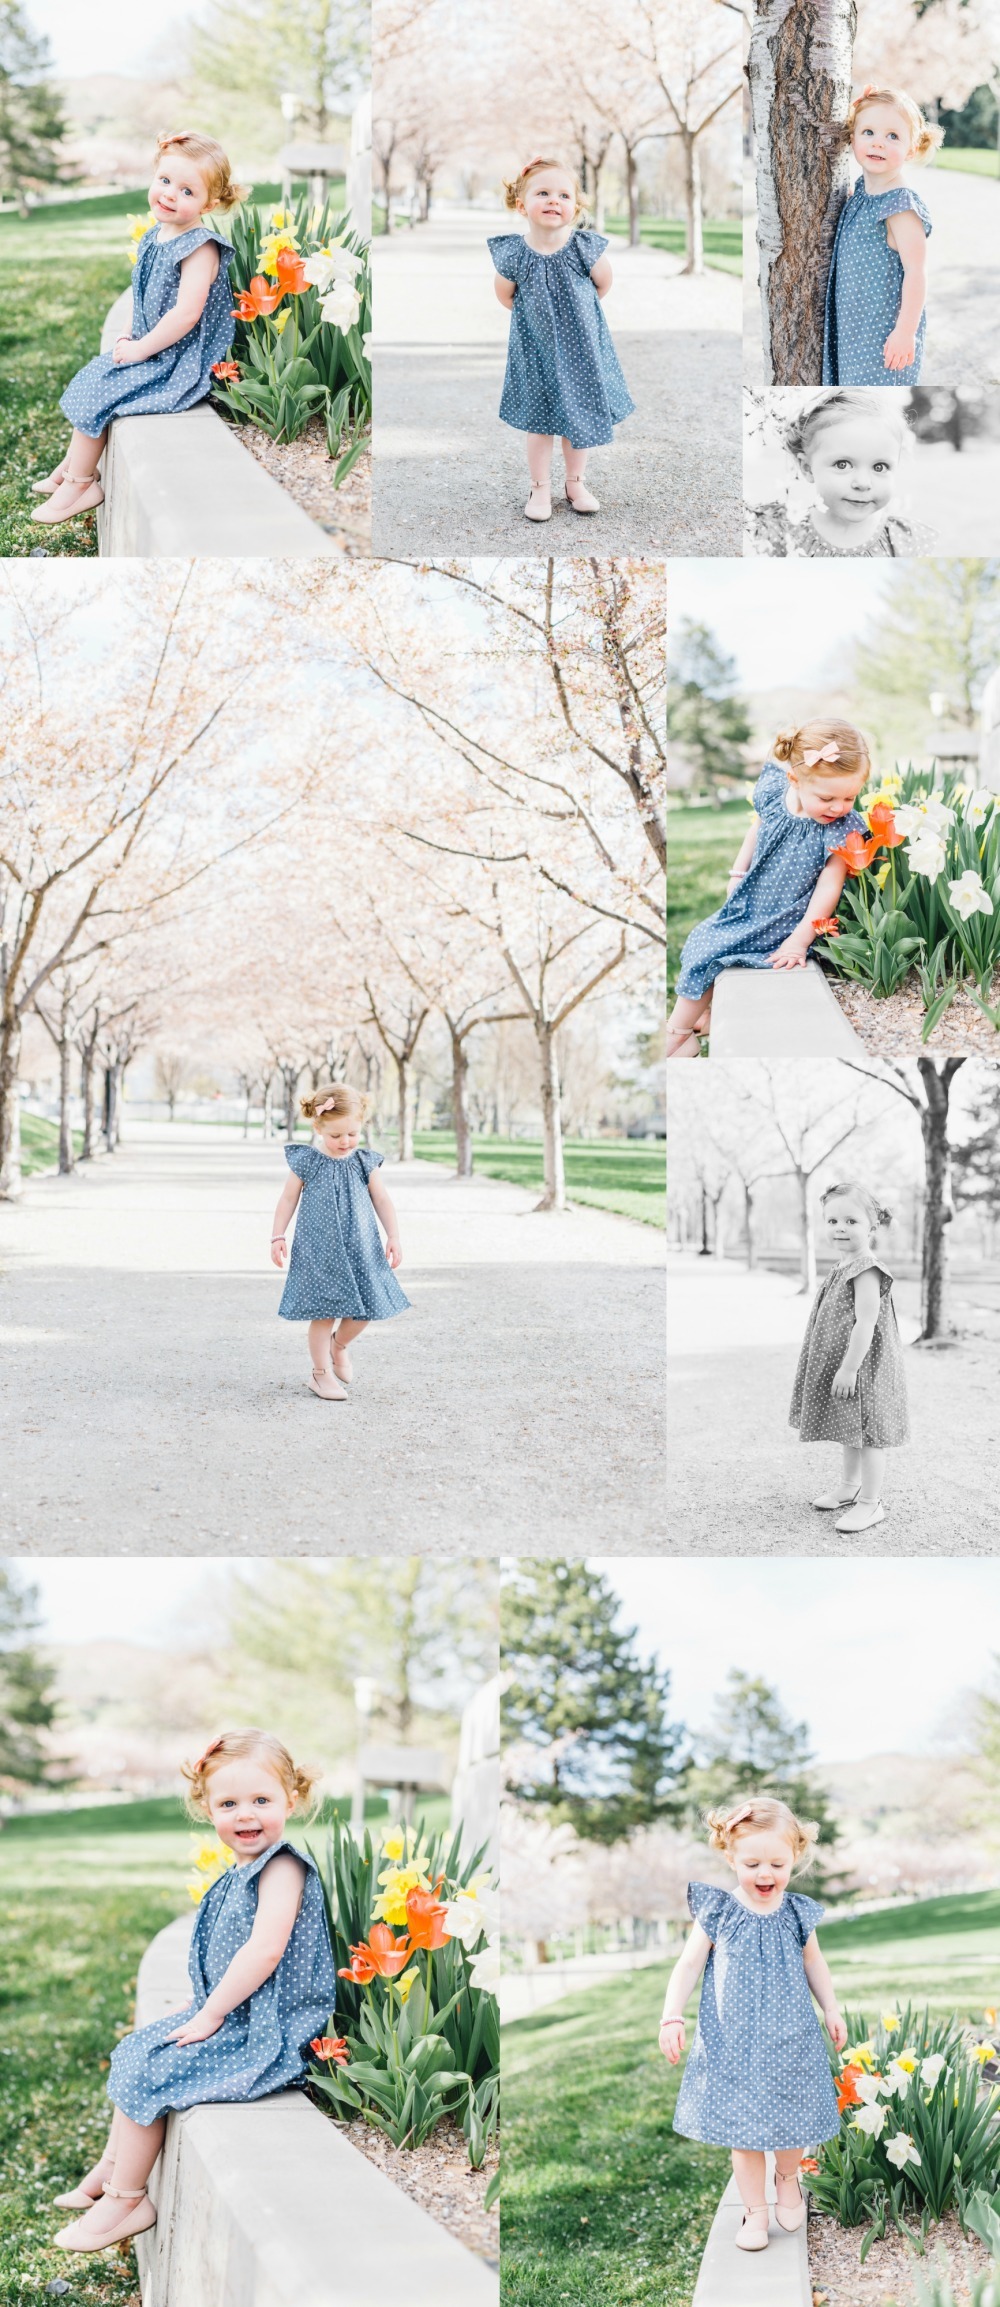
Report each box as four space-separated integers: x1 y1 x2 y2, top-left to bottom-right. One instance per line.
562 438 599 511
731 2149 767 2211
667 992 712 1057
526 433 554 485
774 2147 807 2228
308 1318 335 1373
333 1317 368 1381
58 2114 165 2242
859 1445 886 1503
32 430 107 523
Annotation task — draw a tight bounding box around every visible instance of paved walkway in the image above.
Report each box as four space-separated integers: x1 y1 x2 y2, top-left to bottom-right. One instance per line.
668 1255 1000 1549
744 163 1000 384
0 1125 665 1551
372 207 742 555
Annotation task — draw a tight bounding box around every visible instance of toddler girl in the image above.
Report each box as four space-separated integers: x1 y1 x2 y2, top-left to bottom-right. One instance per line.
53 1730 335 2254
33 131 244 529
488 156 635 522
747 391 932 557
667 719 871 1056
271 1082 410 1400
660 1798 844 2254
823 87 942 387
791 1180 910 1533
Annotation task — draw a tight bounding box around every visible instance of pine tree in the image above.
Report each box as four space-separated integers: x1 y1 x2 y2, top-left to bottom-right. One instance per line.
501 1561 687 1844
0 1566 62 1789
0 3 69 214
685 1669 845 1897
667 618 752 801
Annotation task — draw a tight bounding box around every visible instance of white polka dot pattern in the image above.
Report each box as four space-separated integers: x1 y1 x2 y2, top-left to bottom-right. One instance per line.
822 183 932 386
487 228 635 449
790 1252 910 1446
747 501 930 557
108 1841 337 2122
60 226 236 439
673 1882 841 2150
676 764 867 999
278 1143 411 1323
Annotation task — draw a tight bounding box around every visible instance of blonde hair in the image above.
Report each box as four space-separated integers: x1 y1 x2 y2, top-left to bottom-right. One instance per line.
845 86 944 163
154 130 247 213
785 390 910 468
821 1179 894 1233
772 717 871 785
300 1081 371 1127
502 155 588 223
706 1797 819 1868
181 1729 318 1819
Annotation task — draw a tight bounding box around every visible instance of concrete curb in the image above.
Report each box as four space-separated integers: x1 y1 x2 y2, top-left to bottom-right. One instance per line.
692 2162 811 2307
133 1915 498 2307
95 291 337 558
709 963 864 1059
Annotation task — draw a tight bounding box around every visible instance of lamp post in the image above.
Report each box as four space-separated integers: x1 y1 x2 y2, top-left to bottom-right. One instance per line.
352 1675 378 1832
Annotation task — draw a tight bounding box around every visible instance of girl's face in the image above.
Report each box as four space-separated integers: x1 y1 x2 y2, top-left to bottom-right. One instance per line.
852 102 913 175
806 417 900 521
316 1114 362 1159
824 1194 873 1255
787 767 866 825
727 1829 796 1910
204 1756 293 1862
520 173 576 232
148 153 211 230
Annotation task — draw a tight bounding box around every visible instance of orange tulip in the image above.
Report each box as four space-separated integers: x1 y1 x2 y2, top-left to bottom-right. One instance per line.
832 831 878 878
211 359 240 380
837 2063 864 2112
310 2033 350 2065
811 916 841 936
405 1884 450 1951
274 246 311 296
232 275 285 321
338 1922 411 1982
867 804 904 849
800 2157 820 2174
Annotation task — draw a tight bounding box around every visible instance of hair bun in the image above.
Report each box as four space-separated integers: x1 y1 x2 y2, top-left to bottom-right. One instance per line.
772 730 796 763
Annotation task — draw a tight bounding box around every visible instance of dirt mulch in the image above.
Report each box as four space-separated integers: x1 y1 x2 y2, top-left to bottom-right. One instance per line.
233 415 371 552
829 974 1000 1059
340 2115 498 2264
810 2207 993 2305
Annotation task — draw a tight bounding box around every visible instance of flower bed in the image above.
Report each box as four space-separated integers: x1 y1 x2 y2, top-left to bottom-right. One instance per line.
812 769 1000 1041
211 192 370 477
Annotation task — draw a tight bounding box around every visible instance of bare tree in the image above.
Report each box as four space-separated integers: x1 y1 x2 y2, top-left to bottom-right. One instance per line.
845 1056 967 1338
747 0 856 382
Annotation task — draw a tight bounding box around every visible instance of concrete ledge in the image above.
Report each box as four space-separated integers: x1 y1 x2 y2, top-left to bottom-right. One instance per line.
133 1915 497 2307
692 2162 811 2307
95 289 337 558
709 963 863 1059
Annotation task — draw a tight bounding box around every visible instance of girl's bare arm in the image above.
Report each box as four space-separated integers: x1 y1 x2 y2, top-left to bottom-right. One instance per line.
659 1921 712 2062
167 1854 307 2041
590 255 613 298
802 1930 847 2048
368 1171 403 1268
728 818 760 890
883 210 927 371
769 854 848 967
117 243 220 362
271 1173 303 1267
832 1265 880 1395
494 273 516 309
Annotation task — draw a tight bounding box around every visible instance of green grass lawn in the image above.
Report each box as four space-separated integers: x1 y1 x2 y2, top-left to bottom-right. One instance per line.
411 1132 665 1226
935 147 1000 177
605 216 742 274
501 1893 1000 2307
667 795 752 1004
19 1111 83 1178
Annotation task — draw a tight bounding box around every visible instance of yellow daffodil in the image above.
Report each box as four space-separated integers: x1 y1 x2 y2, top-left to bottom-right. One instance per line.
985 2009 997 2025
881 2012 901 2032
975 2041 996 2064
875 862 891 888
845 2041 876 2069
126 211 155 264
259 227 299 278
186 1841 236 1903
272 311 290 334
381 1827 407 1862
895 2054 917 2073
270 206 290 228
395 1967 419 2003
372 1862 431 1927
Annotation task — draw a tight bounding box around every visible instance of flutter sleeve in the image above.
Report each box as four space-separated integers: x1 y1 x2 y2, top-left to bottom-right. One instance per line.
355 1148 385 1181
571 227 610 274
686 1880 731 1940
751 762 784 814
786 1890 825 1944
487 232 523 282
284 1144 315 1180
883 187 932 239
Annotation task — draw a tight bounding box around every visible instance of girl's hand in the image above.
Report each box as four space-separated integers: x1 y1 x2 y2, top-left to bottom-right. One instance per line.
385 1237 403 1270
769 933 811 969
825 2006 848 2052
831 1361 858 1398
883 325 916 373
659 2018 685 2064
113 337 149 365
271 1234 288 1269
167 2007 223 2046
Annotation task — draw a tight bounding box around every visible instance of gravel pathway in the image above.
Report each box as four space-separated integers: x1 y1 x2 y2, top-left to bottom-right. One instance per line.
668 1255 1000 1550
372 207 741 555
0 1124 664 1553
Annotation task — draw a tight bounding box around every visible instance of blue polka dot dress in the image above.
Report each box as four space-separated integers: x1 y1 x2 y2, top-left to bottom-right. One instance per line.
822 182 932 386
673 1883 841 2151
790 1252 910 1447
675 765 868 1000
107 1841 336 2123
60 225 236 438
487 229 635 448
278 1143 411 1324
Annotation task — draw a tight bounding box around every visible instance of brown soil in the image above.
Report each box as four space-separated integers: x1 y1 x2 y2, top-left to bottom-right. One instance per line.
233 415 371 552
810 2207 993 2304
340 2115 498 2264
829 974 1000 1060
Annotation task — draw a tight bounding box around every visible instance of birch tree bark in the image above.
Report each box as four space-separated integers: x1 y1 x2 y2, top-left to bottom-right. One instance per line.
748 0 856 383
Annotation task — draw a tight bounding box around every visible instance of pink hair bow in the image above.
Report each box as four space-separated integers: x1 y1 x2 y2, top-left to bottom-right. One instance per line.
725 1803 755 1831
196 1736 224 1770
315 1098 337 1115
802 742 841 767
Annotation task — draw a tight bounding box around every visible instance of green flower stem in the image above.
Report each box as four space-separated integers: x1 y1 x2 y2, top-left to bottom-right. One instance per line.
423 1949 434 2037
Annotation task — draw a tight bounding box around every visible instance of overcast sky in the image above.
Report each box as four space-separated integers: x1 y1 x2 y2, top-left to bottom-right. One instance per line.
22 1558 243 1647
668 558 894 692
31 2 191 77
592 1557 1000 1765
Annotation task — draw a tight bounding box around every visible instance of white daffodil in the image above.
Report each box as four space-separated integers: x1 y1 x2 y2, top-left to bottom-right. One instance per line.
965 789 997 825
853 2102 887 2138
883 2060 916 2096
320 281 363 331
895 797 954 838
469 1936 500 1993
905 832 947 880
856 2074 887 2105
920 2054 946 2091
948 870 994 921
441 1879 500 1949
302 246 363 293
885 2131 921 2170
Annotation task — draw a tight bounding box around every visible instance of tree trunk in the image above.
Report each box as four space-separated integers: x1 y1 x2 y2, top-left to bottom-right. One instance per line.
796 1165 816 1292
280 1064 303 1137
535 1021 565 1212
167 1091 176 1122
104 1063 121 1154
626 144 641 247
0 1019 23 1199
262 1075 274 1139
80 1042 97 1160
918 1068 954 1338
450 1026 472 1178
242 1083 254 1138
699 1181 711 1255
745 1183 759 1270
57 1008 74 1176
680 129 704 275
748 0 856 382
396 1056 413 1162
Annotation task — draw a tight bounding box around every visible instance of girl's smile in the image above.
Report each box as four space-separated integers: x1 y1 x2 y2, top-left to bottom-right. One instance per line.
807 419 899 521
852 103 912 186
823 1198 870 1255
727 1832 796 1911
148 161 211 235
317 1124 361 1160
204 1759 293 1864
787 773 864 825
